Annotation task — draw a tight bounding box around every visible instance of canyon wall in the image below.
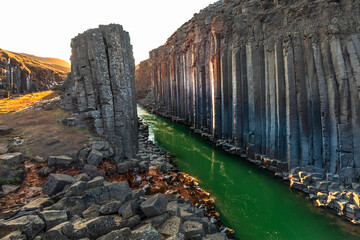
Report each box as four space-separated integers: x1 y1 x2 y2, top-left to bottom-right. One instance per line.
62 24 138 159
136 0 360 179
0 49 69 95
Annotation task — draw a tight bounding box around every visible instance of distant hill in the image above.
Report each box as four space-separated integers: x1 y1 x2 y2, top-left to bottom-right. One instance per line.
0 49 70 95
19 53 71 72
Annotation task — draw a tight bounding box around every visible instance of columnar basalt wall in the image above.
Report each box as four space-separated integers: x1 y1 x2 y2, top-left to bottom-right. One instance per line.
136 0 360 179
0 49 68 95
62 24 138 159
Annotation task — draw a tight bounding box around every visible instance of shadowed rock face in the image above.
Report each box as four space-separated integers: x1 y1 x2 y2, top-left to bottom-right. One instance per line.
136 0 360 178
62 24 138 159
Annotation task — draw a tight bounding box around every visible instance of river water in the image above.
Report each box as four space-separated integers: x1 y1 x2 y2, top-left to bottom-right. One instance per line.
138 106 360 240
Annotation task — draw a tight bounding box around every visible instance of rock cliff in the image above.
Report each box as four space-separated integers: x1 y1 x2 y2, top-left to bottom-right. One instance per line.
136 0 360 180
0 49 69 96
62 24 138 159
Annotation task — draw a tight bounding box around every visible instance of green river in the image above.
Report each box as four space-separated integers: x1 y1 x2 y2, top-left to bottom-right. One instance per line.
138 106 360 240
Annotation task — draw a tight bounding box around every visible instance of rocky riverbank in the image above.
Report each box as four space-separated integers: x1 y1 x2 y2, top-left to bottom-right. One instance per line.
0 110 235 239
138 98 360 226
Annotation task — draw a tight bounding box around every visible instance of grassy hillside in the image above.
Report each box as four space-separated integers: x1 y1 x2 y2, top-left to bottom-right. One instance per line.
0 49 70 75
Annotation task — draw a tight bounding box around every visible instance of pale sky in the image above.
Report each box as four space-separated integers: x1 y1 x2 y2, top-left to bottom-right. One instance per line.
0 0 217 64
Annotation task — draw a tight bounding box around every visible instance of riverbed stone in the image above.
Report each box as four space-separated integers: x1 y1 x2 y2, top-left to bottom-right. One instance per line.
140 193 168 217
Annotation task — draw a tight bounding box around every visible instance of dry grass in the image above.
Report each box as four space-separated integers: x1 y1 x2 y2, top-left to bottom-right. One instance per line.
0 91 94 160
0 91 54 113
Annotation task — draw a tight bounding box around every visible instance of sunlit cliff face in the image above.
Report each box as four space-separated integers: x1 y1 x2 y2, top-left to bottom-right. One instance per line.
0 91 54 114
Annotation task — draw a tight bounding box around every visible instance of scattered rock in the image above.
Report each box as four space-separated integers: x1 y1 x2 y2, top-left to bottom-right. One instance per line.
0 215 45 239
99 201 122 215
85 181 131 205
48 155 74 169
1 184 20 195
157 215 181 237
182 221 205 239
39 167 55 177
82 204 101 219
81 164 105 179
87 149 104 166
88 176 104 188
39 210 69 231
131 224 162 240
21 197 54 211
34 156 46 163
0 152 24 165
43 174 75 196
140 193 168 218
65 181 89 197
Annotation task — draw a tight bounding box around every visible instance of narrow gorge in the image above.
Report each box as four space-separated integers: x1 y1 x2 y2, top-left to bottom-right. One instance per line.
136 0 360 181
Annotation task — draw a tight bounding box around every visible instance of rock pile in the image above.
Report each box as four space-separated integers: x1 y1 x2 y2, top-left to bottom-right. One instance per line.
0 120 232 240
61 24 138 159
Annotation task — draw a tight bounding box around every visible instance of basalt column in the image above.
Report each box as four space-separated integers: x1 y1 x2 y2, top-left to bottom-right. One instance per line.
136 0 360 180
62 24 138 159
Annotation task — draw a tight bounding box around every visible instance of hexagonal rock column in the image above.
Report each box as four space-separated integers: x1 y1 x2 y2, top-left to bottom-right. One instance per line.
62 24 138 158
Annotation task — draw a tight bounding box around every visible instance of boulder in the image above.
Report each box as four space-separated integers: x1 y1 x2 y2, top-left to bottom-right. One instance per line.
97 229 128 240
157 216 181 237
119 200 142 219
92 141 110 151
51 196 92 216
74 173 91 181
48 155 74 168
42 222 71 240
38 210 69 231
99 201 122 215
316 181 329 192
21 197 54 211
43 174 75 196
82 204 101 219
65 181 89 197
182 221 205 239
142 213 169 228
140 193 168 218
39 167 55 177
34 156 46 163
81 164 105 179
116 161 133 174
87 149 104 166
0 215 45 239
131 224 162 240
0 152 24 165
85 181 131 205
68 216 120 239
88 176 104 188
0 231 26 240
204 233 227 240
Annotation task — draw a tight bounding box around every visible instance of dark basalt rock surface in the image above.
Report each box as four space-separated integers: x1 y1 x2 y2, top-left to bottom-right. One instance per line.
61 24 138 159
136 0 360 181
